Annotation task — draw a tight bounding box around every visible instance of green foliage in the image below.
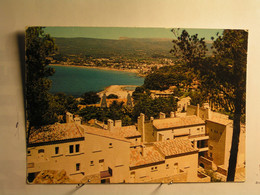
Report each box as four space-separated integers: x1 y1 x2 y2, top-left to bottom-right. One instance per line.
143 65 194 91
80 91 101 105
171 29 248 181
78 101 134 126
107 94 119 99
26 27 57 129
133 94 177 120
50 93 79 119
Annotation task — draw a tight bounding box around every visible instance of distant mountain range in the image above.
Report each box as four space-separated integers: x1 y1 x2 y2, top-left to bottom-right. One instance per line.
53 37 212 58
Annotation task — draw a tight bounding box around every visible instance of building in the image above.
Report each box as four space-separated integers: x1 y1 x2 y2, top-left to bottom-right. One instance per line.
129 139 201 183
27 123 86 183
187 103 246 180
137 113 209 157
177 96 191 112
27 122 131 183
150 90 174 99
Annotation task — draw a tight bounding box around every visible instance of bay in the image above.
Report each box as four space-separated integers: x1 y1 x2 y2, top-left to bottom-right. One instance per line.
49 65 144 97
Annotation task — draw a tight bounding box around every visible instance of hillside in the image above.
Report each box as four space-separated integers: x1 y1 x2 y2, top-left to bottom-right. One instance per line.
54 37 176 59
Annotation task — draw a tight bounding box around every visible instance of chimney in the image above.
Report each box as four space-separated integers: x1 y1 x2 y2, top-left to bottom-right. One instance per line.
159 112 166 119
196 104 200 117
207 107 211 120
150 116 154 122
66 112 74 123
114 120 122 128
170 112 174 118
141 145 146 157
107 119 114 131
202 103 210 109
138 113 145 142
74 117 82 125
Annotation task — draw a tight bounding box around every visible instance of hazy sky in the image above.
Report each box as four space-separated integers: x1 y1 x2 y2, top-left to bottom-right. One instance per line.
44 27 223 41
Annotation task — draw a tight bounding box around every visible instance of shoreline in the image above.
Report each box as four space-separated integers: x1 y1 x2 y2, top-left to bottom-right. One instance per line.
50 64 141 75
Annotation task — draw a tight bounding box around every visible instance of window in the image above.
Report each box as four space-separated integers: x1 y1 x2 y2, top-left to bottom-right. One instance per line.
135 138 138 141
69 145 74 153
76 144 80 153
155 166 157 170
38 149 44 153
27 150 31 155
151 167 154 171
76 163 80 171
90 161 94 166
55 147 59 154
210 153 213 158
109 143 113 148
166 164 169 169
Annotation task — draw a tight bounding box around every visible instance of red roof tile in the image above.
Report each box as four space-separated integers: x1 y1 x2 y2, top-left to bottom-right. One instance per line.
29 123 84 144
154 139 198 157
153 115 205 130
80 125 131 143
130 145 164 167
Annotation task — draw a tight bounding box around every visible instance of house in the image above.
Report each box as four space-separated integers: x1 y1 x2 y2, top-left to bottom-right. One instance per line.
137 113 209 157
129 139 201 183
150 90 174 99
187 103 246 180
27 122 131 183
177 96 191 112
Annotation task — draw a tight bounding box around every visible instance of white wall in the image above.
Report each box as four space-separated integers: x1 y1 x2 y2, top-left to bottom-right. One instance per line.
1 0 260 194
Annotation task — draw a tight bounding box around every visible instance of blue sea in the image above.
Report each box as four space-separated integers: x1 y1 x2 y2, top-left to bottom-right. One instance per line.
49 65 144 96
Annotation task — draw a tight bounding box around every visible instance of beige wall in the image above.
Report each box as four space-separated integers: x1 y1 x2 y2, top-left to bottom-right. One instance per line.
27 140 85 182
129 152 198 183
206 121 227 166
143 119 205 143
84 133 130 183
128 137 142 147
155 125 205 142
28 130 131 183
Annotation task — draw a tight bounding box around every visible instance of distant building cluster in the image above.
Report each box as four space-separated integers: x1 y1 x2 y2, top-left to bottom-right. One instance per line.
27 102 245 183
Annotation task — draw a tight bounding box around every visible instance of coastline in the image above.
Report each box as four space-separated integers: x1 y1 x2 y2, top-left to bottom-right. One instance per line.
97 85 138 99
50 64 140 75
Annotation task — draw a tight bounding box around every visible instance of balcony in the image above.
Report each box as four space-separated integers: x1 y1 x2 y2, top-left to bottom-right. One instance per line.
100 167 113 179
189 134 209 141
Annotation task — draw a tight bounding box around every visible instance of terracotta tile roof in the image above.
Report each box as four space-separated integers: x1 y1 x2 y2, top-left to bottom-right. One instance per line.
153 115 205 130
130 145 165 167
114 125 141 138
207 117 233 126
154 139 198 157
29 123 84 144
80 125 131 143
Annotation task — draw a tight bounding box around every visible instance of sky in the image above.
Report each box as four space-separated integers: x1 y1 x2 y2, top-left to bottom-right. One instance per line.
44 27 223 41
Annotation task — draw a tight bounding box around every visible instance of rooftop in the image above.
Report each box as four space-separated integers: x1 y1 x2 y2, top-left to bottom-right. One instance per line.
207 117 233 126
153 115 205 130
29 123 84 144
80 125 131 143
130 145 165 168
114 125 141 138
154 139 198 157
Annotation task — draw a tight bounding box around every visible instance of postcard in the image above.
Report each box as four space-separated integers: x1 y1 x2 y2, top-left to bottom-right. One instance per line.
25 27 247 184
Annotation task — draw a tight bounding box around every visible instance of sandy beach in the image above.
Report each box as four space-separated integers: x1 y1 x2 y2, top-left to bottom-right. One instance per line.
97 85 138 99
50 64 139 74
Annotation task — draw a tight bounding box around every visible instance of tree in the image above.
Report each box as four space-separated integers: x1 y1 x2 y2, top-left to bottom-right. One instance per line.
80 91 101 105
26 27 57 143
171 29 248 181
107 94 119 99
